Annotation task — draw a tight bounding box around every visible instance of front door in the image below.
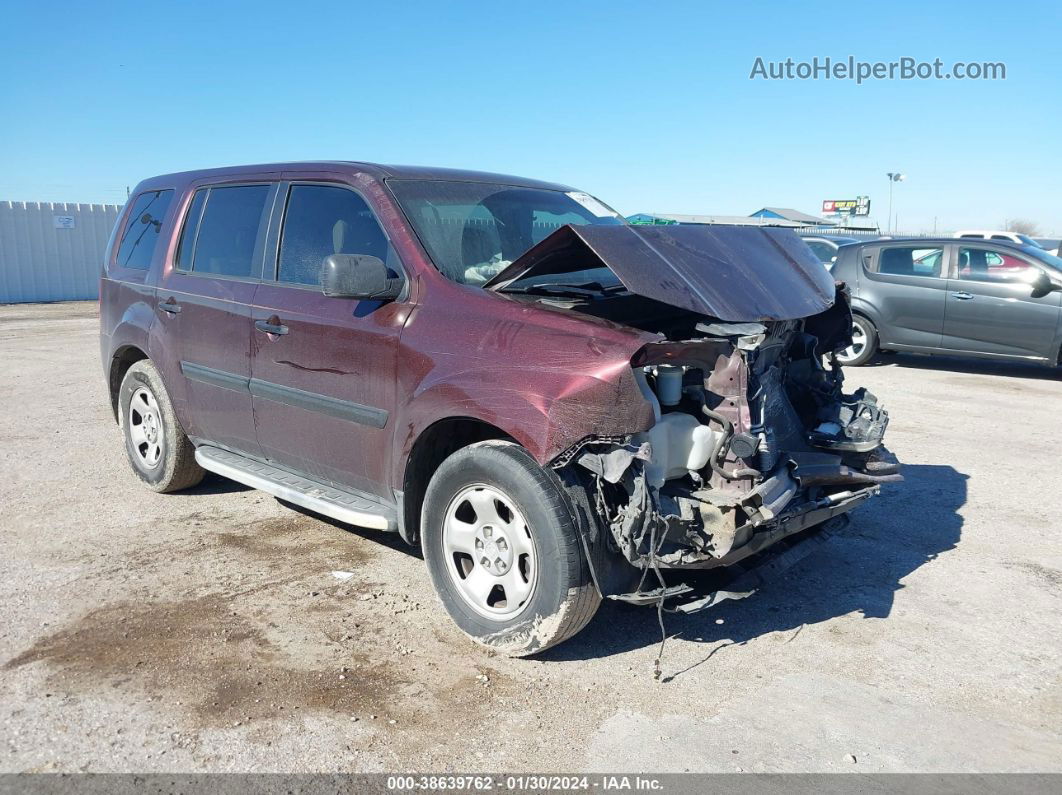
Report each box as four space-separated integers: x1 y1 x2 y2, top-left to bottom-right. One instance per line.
250 181 410 499
154 180 278 454
941 245 1062 359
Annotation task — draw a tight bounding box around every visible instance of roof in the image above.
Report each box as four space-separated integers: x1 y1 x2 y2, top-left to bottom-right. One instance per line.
752 207 832 225
136 162 575 192
848 237 1031 249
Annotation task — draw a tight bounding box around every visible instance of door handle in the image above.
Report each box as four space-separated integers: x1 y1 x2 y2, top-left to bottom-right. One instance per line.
951 291 974 300
255 318 289 335
159 299 181 314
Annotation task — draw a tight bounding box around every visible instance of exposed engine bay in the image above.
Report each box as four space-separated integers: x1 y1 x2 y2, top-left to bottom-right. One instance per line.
554 287 900 584
487 223 902 600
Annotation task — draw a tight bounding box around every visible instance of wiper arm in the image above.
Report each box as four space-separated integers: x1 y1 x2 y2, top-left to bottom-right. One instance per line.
501 281 628 298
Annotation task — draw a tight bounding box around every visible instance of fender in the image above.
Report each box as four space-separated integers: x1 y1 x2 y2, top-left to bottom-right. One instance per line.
390 349 657 491
100 282 156 420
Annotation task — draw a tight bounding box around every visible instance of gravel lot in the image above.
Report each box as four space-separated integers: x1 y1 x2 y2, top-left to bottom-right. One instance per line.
1 301 1060 773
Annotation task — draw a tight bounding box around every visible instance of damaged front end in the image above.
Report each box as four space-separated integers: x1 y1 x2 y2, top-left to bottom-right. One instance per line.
555 291 900 595
492 223 902 607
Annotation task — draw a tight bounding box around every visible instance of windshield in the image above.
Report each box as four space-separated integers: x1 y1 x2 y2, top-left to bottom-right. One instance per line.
387 179 624 285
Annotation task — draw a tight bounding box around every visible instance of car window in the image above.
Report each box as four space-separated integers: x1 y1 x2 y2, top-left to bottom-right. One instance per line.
957 246 1039 284
185 185 270 278
277 185 391 286
387 179 623 285
114 190 174 270
990 234 1013 241
806 241 835 264
877 246 944 278
176 189 208 271
531 208 593 245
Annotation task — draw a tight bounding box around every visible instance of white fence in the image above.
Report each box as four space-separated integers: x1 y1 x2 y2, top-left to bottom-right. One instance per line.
0 201 122 303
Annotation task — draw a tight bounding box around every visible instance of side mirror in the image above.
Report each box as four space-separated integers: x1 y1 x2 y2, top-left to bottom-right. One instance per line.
1030 270 1059 299
321 254 403 301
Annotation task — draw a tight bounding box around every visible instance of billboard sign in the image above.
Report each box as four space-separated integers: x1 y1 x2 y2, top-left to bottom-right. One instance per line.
822 197 870 216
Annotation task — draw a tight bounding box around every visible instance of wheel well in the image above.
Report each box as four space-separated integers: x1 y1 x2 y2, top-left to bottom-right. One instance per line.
108 345 148 423
400 417 514 546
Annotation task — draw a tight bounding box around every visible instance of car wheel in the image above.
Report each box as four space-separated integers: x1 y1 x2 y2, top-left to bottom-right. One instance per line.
119 360 205 493
836 315 878 367
421 440 600 656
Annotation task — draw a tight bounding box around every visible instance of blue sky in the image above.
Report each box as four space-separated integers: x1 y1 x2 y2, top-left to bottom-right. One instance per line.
1 0 1059 234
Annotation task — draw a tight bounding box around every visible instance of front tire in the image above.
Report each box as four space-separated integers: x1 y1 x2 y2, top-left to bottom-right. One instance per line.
836 315 878 367
421 440 600 656
119 360 205 493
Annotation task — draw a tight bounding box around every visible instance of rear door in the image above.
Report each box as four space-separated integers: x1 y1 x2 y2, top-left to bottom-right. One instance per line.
154 179 279 454
249 178 410 499
859 243 948 349
941 244 1061 359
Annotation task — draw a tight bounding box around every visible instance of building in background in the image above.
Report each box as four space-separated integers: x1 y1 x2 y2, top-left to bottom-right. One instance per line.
749 206 831 226
629 205 881 234
0 201 121 303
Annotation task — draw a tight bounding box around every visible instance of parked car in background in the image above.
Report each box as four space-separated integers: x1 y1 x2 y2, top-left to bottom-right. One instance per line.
800 235 860 270
955 229 1045 249
99 162 899 655
831 237 1062 367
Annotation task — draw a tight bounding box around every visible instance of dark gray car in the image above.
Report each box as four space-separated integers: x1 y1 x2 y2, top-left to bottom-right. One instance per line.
831 238 1062 367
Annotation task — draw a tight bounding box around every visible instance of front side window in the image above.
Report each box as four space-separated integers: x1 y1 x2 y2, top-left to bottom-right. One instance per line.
387 179 623 285
179 185 270 278
277 185 391 286
957 247 1039 284
115 190 174 270
877 246 944 278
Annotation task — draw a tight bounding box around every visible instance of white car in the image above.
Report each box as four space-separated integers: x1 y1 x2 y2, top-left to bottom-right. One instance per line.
955 230 1045 249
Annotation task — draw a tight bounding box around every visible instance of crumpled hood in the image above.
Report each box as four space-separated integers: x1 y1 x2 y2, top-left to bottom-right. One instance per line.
485 224 836 321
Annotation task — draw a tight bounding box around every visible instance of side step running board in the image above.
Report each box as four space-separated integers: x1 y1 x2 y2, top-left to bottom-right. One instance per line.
195 446 397 531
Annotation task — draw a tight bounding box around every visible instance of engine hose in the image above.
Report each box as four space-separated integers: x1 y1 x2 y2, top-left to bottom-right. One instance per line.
701 403 761 481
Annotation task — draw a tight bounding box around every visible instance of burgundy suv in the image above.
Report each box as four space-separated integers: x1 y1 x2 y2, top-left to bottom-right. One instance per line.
100 162 899 655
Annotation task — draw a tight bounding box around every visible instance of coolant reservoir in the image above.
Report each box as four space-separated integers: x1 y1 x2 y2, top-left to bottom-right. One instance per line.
641 412 717 488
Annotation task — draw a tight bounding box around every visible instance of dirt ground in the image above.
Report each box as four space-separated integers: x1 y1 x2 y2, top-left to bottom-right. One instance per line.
1 301 1060 773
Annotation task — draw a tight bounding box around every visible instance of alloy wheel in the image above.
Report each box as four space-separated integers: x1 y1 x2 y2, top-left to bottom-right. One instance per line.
837 320 869 365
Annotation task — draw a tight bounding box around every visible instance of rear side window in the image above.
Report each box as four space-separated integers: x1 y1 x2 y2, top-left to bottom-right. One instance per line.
178 185 271 278
877 245 943 278
114 190 174 270
277 185 390 286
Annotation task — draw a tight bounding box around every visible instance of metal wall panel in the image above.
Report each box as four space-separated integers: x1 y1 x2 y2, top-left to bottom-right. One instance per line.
0 201 122 303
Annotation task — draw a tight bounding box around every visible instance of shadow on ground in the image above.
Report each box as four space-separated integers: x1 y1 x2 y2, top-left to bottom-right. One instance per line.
867 352 1060 380
540 463 967 670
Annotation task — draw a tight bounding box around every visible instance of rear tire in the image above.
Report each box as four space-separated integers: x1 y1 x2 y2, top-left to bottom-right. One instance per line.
119 360 205 493
421 440 600 656
837 315 878 367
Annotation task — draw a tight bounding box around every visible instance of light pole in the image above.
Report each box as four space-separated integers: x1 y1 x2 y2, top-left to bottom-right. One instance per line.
886 172 905 235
